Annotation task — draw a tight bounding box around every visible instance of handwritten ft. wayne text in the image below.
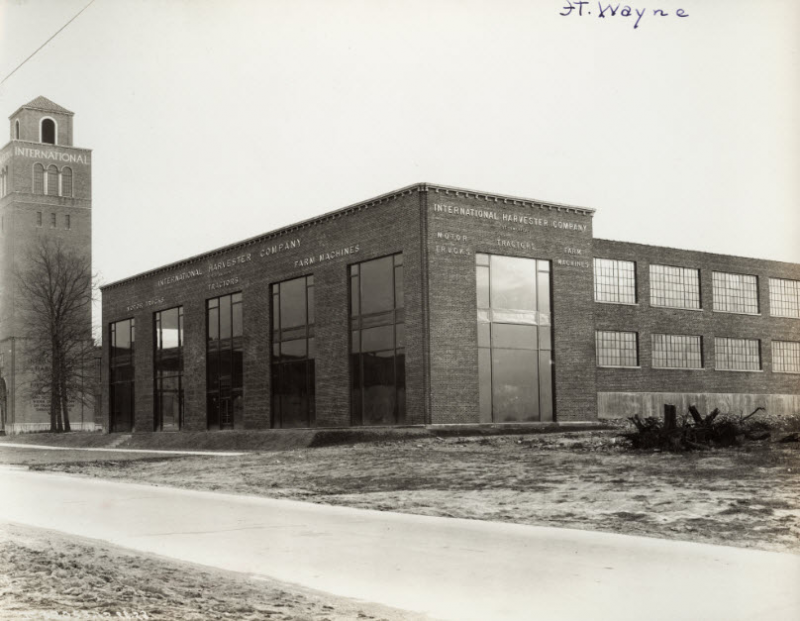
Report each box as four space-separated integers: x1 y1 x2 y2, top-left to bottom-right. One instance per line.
560 2 689 29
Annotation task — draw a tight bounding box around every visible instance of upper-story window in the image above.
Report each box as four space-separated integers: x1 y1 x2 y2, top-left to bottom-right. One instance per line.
32 163 72 197
593 258 636 304
34 164 44 194
712 271 759 314
41 118 56 144
15 120 20 139
769 278 800 318
61 167 73 197
650 264 701 310
46 165 58 196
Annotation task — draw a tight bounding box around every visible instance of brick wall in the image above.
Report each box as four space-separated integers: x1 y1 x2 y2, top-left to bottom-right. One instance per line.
424 187 597 423
100 185 800 431
101 187 427 432
593 239 800 413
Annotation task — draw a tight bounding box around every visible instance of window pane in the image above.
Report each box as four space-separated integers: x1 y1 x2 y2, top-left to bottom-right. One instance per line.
394 265 404 309
712 272 758 314
652 334 703 369
593 258 636 304
596 331 638 367
650 264 700 309
361 325 394 353
232 298 243 337
478 348 492 423
773 341 800 373
281 339 307 361
492 324 537 350
769 278 800 318
219 296 231 339
350 275 360 317
361 351 396 425
279 277 307 328
492 348 539 422
490 255 538 311
476 265 489 309
360 256 395 314
715 338 761 371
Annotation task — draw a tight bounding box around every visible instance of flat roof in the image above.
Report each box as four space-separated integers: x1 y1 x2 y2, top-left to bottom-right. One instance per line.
101 182 596 289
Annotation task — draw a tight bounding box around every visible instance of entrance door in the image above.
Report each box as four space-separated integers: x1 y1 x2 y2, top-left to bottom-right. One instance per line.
476 254 554 422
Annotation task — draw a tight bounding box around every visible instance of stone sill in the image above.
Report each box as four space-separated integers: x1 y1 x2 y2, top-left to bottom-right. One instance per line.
651 304 703 312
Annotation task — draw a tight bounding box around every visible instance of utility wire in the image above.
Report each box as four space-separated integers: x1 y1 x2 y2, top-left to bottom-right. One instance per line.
0 0 98 86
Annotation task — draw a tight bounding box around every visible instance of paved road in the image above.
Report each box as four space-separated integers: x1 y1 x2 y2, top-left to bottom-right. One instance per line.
1 468 798 621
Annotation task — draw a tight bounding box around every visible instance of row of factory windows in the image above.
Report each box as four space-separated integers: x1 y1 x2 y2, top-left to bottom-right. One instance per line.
593 258 800 318
108 253 406 432
595 331 800 373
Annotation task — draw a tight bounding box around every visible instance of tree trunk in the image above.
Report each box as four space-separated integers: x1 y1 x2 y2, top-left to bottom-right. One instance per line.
60 373 71 432
50 337 60 432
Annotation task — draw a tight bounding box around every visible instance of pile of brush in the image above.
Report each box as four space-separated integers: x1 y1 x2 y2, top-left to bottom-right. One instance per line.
622 405 770 451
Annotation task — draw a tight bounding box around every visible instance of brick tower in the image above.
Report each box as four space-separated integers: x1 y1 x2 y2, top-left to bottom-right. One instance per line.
0 97 93 433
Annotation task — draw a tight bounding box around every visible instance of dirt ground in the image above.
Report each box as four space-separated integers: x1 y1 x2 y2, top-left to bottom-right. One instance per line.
0 521 426 621
6 430 799 554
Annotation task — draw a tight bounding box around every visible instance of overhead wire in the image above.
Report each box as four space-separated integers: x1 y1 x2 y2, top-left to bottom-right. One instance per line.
0 0 98 86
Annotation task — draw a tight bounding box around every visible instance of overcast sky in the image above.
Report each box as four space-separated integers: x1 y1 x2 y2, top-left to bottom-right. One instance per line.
1 0 798 293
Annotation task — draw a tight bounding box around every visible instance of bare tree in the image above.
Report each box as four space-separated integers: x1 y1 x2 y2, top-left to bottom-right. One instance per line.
15 237 93 432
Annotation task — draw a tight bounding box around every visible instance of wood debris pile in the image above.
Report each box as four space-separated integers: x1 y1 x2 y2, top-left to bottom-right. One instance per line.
622 405 770 451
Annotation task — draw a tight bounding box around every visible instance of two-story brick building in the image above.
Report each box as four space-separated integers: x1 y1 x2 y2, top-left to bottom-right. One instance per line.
100 183 800 432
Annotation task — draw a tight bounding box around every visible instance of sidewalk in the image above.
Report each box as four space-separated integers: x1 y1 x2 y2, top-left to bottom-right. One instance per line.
0 442 246 456
1 468 798 621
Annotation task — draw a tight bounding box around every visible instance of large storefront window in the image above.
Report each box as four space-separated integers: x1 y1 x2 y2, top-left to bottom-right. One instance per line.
109 318 135 432
207 293 243 430
272 276 315 428
476 254 553 423
154 307 183 431
350 254 405 425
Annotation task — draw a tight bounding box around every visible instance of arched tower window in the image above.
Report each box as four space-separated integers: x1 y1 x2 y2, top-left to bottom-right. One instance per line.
41 118 56 144
33 164 45 194
15 120 20 140
61 167 73 197
46 165 59 196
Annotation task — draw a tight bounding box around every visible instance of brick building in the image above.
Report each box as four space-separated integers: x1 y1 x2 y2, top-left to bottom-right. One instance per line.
100 183 800 432
0 97 95 433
